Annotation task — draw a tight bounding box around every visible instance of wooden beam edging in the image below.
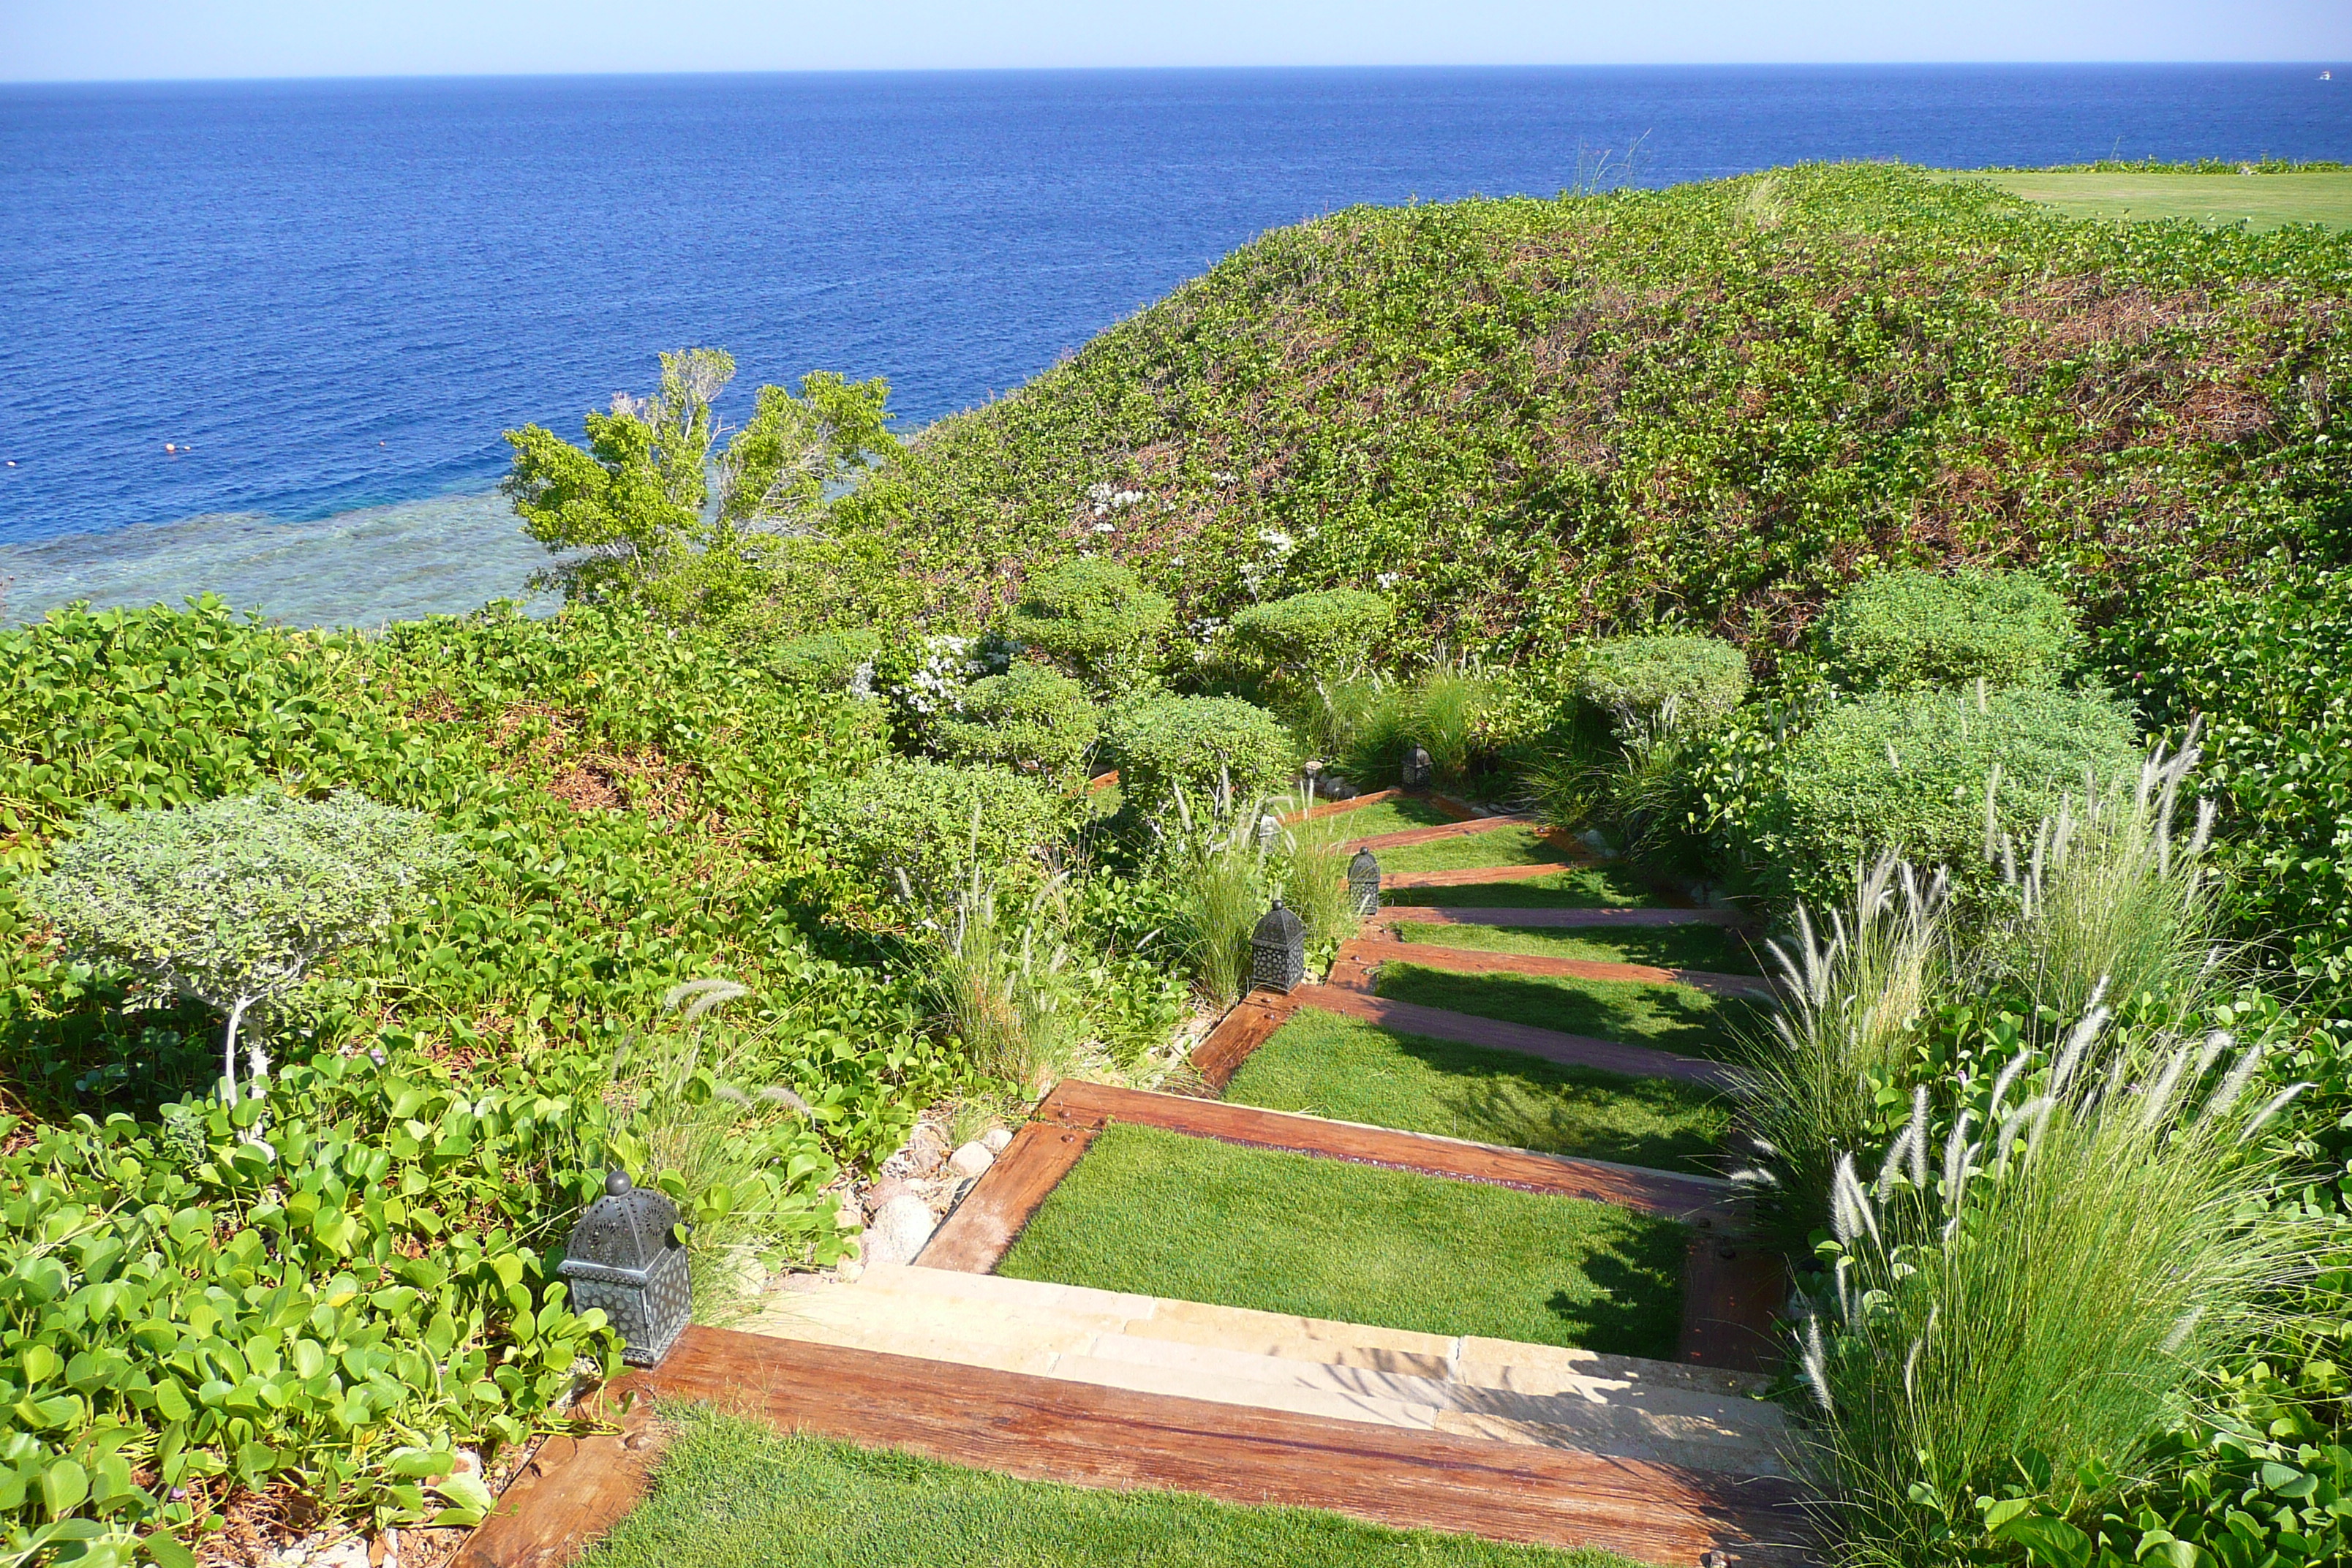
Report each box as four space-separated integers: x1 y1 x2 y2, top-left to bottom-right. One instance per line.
1368 905 1755 930
633 1328 1817 1566
1035 1079 1744 1227
1289 984 1744 1091
914 1120 1099 1274
1678 1235 1789 1375
1282 787 1404 823
1188 990 1303 1090
449 1387 665 1568
1351 935 1777 1001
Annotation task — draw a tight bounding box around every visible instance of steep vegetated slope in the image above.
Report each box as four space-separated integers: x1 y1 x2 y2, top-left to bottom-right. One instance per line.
821 164 2352 657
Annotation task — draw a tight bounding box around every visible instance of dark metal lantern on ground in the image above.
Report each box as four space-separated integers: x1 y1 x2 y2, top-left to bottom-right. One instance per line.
1401 745 1433 789
1250 897 1308 994
559 1167 691 1368
1348 848 1382 916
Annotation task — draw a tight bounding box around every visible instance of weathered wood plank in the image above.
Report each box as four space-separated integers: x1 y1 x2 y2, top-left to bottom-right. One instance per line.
636 1328 1816 1566
918 1121 1098 1273
450 1398 664 1568
1678 1236 1788 1376
1289 984 1743 1089
1188 992 1303 1089
1358 937 1776 1000
1036 1079 1741 1224
1369 905 1753 929
1285 787 1404 822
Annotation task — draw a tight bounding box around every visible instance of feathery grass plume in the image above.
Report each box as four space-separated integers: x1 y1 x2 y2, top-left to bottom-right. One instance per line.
1996 728 2225 1023
1797 1019 2322 1567
1735 853 1951 1251
1157 777 1270 1008
921 856 1081 1096
1270 785 1360 955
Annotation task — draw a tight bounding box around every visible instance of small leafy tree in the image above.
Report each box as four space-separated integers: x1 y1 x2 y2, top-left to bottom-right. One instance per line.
18 791 461 1112
502 348 898 615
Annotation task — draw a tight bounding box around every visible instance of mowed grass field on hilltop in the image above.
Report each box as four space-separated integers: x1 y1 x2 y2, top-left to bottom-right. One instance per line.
1960 170 2352 231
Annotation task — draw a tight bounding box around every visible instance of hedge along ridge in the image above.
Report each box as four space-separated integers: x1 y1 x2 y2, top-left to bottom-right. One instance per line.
1002 557 1175 691
1817 568 2084 693
931 666 1101 780
1741 685 2141 910
803 755 1072 908
1226 589 1394 679
1104 695 1297 812
1574 633 1751 732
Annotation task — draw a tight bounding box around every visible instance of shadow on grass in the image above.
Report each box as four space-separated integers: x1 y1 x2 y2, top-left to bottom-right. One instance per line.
1382 865 1657 908
1376 965 1763 1060
1546 1238 1686 1360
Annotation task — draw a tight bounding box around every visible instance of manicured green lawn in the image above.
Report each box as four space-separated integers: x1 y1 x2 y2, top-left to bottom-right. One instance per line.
1318 796 1458 839
579 1410 1640 1568
1222 1009 1730 1175
996 1124 1686 1356
1388 920 1767 976
1379 824 1573 874
1382 865 1657 908
1962 170 2352 231
1374 963 1761 1060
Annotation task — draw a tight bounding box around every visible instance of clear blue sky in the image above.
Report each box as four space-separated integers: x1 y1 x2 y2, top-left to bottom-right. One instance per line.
4 0 2346 82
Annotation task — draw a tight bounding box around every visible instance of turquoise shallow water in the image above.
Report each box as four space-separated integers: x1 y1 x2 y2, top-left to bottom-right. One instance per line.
4 66 2342 626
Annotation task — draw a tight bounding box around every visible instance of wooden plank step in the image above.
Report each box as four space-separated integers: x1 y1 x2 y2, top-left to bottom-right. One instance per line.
1285 786 1405 821
1357 937 1775 1000
634 1327 1817 1565
1035 1079 1741 1224
1288 984 1744 1090
1370 905 1753 929
1189 992 1303 1090
919 1120 1098 1273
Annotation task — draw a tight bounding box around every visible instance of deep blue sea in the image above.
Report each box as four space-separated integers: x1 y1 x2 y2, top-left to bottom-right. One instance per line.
1 65 2345 625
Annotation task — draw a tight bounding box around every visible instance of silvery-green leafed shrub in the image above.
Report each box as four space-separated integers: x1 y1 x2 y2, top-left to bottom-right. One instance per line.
1003 557 1175 690
1105 694 1296 813
1574 633 1751 733
1226 589 1394 679
1820 568 2083 693
931 666 1101 780
1748 686 2138 910
17 789 461 1107
803 756 1067 907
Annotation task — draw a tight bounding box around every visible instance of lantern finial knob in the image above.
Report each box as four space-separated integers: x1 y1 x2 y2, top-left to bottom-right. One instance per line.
606 1166 632 1197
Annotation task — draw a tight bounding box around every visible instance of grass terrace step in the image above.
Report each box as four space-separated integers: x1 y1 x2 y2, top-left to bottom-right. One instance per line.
1376 824 1579 875
1385 920 1767 976
1380 865 1676 909
1371 963 1765 1062
1220 1009 1731 1175
991 1123 1689 1357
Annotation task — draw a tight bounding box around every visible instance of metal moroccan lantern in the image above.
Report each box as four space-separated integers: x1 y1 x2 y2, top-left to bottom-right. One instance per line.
559 1168 691 1368
1250 897 1308 995
1401 745 1433 790
1347 847 1382 916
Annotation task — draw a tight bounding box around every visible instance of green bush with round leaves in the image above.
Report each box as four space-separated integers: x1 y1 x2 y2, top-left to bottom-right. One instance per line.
1104 696 1296 811
1226 589 1393 678
1742 685 2139 910
931 666 1101 780
1574 633 1750 732
803 756 1071 906
1002 559 1175 690
1818 568 2083 693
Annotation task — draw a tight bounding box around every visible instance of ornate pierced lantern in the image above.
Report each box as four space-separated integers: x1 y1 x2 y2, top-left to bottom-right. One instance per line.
1401 745 1433 790
559 1169 691 1368
1347 848 1382 916
1250 898 1308 995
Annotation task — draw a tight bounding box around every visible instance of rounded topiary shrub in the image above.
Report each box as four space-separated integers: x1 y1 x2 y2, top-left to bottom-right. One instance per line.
1104 695 1296 810
1746 687 2138 910
932 666 1101 779
1227 589 1394 678
1003 558 1175 690
803 756 1068 905
1818 568 2083 693
772 629 883 690
1575 633 1750 731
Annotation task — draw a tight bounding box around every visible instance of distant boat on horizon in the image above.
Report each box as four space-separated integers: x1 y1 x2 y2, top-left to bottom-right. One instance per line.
2323 70 2334 80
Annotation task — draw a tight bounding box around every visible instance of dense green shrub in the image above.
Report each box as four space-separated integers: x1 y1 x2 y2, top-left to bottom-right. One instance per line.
1332 668 1500 791
1226 589 1392 678
1741 687 2138 908
1574 633 1750 731
803 756 1068 906
932 666 1101 779
772 629 882 690
1003 559 1174 690
1818 568 2083 693
1104 696 1295 810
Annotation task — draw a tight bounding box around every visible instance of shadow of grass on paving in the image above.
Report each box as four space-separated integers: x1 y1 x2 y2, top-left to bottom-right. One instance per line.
1382 864 1661 908
1387 921 1768 976
1374 964 1763 1062
996 1124 1687 1357
578 1409 1645 1568
1222 1009 1730 1175
1377 824 1575 875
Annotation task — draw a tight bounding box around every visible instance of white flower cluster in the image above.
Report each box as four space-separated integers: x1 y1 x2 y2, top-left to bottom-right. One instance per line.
1376 571 1401 590
1239 528 1300 599
896 633 981 717
1088 481 1147 517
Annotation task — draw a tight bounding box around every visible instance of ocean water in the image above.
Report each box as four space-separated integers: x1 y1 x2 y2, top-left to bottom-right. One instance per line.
1 65 2344 626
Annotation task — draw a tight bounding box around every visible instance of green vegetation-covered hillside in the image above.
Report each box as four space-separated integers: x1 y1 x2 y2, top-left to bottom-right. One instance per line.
813 163 2352 659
